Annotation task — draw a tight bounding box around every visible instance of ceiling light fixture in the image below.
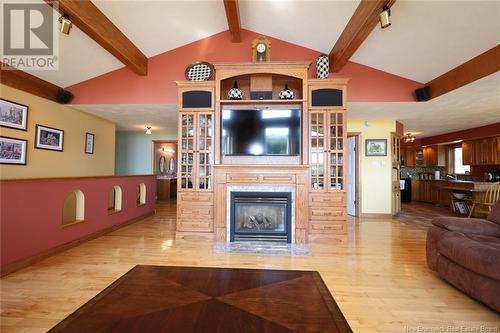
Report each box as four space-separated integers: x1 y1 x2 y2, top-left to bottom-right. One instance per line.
145 126 152 135
59 15 72 35
404 133 416 143
379 6 391 29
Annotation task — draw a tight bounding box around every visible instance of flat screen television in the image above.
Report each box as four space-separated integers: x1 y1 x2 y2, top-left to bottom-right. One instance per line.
222 108 301 156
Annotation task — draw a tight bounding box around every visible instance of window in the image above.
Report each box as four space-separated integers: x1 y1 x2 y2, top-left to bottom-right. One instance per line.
62 190 85 226
452 147 470 174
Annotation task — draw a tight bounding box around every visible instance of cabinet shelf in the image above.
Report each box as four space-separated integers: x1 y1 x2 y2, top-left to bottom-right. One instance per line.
219 99 304 104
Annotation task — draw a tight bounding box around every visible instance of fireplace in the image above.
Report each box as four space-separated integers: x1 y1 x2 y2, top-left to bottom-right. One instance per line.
230 192 292 243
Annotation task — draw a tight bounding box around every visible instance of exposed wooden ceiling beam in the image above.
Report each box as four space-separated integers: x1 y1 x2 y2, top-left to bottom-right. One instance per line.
1 63 64 103
425 45 500 100
329 0 396 72
45 0 148 75
223 0 242 42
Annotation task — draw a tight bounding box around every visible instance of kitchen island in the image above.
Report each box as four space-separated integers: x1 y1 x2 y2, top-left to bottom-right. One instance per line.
410 179 492 216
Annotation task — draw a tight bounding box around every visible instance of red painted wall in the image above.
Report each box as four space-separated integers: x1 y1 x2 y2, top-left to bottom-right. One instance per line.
421 123 500 146
0 175 156 267
67 29 422 104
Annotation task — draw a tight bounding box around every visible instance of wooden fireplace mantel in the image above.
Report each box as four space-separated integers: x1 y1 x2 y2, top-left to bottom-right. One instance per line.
212 165 309 243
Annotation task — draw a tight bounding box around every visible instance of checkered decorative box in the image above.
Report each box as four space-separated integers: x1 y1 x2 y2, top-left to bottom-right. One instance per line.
279 84 294 99
228 81 243 100
316 55 329 79
185 61 213 81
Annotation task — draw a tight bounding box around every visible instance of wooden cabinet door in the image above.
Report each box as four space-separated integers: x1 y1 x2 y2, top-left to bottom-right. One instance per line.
405 148 416 166
411 180 420 201
179 112 196 190
196 112 214 191
423 146 437 166
326 111 346 191
485 138 499 164
462 141 474 165
310 111 327 192
496 137 500 164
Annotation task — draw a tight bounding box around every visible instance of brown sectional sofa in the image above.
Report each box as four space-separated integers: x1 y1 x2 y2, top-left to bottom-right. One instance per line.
426 202 500 312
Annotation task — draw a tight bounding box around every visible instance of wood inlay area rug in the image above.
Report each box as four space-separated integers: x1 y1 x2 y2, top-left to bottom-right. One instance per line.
48 265 352 333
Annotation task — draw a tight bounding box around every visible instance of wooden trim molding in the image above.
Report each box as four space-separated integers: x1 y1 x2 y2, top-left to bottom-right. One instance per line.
0 63 62 102
223 0 241 43
0 212 155 277
0 174 155 183
44 0 148 75
426 45 500 100
329 0 397 72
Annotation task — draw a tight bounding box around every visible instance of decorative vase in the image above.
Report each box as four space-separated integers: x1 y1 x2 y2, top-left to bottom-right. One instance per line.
228 81 243 100
316 54 329 79
279 84 294 99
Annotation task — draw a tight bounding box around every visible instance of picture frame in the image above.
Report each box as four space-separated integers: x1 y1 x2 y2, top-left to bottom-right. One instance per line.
365 139 387 156
85 132 94 154
35 124 64 151
0 98 28 131
0 136 27 165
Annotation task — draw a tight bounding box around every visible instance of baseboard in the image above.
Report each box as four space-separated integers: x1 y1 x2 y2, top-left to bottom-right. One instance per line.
360 213 393 219
0 211 155 278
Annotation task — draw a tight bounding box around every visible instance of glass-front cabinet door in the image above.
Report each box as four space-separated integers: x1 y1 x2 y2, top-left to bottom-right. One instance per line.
310 112 326 191
328 111 344 191
197 112 213 190
180 113 195 190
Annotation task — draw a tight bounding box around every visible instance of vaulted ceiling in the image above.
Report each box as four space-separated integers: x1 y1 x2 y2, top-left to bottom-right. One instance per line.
8 0 500 137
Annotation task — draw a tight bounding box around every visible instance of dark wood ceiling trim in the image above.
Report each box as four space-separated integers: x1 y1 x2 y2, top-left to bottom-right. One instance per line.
329 0 396 72
223 0 242 42
45 0 148 75
1 63 62 103
426 45 500 100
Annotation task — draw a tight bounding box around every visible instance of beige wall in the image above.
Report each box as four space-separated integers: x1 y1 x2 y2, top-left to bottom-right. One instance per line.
348 119 396 214
0 85 115 179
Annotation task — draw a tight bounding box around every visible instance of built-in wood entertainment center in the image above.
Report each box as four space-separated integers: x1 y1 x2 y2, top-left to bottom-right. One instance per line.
176 62 348 244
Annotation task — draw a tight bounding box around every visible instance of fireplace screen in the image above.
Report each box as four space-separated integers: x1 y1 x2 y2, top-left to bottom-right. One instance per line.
230 192 292 242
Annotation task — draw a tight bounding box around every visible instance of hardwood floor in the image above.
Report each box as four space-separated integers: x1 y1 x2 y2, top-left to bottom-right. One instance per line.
1 203 498 332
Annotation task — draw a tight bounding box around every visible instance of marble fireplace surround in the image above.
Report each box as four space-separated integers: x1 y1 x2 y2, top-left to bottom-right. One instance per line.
226 185 296 243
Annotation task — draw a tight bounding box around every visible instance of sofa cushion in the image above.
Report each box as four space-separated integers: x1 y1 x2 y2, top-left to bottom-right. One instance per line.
432 216 500 237
437 232 500 280
487 201 500 225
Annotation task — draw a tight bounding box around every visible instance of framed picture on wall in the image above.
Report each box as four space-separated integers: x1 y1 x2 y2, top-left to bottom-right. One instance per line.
0 136 27 165
35 124 64 151
0 98 28 131
85 132 94 154
365 139 387 156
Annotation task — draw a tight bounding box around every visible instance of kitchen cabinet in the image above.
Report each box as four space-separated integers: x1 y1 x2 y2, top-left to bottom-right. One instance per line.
401 147 416 167
462 137 499 165
411 180 449 207
423 146 438 166
462 141 474 165
474 138 499 165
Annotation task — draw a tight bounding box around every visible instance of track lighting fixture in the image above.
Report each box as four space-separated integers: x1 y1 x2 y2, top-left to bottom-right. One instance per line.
379 6 391 29
59 15 72 35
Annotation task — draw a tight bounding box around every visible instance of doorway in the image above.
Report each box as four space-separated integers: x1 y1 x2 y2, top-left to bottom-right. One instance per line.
347 134 360 217
152 140 178 202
